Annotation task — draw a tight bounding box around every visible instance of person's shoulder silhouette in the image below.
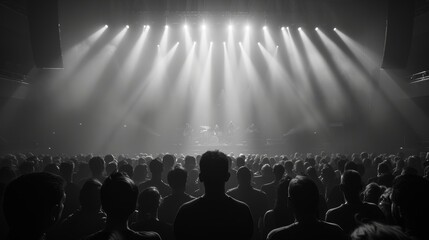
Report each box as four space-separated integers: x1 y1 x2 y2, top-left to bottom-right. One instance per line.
86 172 160 240
268 176 346 240
174 150 253 240
3 172 65 240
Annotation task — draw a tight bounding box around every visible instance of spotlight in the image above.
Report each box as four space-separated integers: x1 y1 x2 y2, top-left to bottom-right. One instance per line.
157 44 160 48
228 24 233 31
126 25 129 29
281 26 285 31
104 24 108 28
257 42 260 45
147 25 150 29
143 25 146 29
177 41 179 45
245 25 250 31
223 41 226 45
286 26 289 30
263 26 267 30
298 27 302 31
334 27 337 31
193 41 196 45
165 25 169 29
210 41 213 45
315 27 319 31
276 45 279 48
202 24 206 30
184 24 188 29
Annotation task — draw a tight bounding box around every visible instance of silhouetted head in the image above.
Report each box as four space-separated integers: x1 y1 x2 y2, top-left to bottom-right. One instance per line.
60 161 74 182
378 161 390 175
274 177 292 210
288 176 319 218
149 159 163 176
168 167 187 192
237 166 252 187
138 186 161 214
133 164 148 183
100 172 138 221
3 172 65 238
284 160 293 172
273 164 285 181
80 178 102 212
163 154 176 171
261 164 272 177
119 163 133 178
106 161 118 176
236 156 245 169
44 163 60 175
89 156 105 177
199 150 230 187
104 154 115 164
184 155 196 171
363 182 384 205
351 222 412 240
392 174 429 237
341 170 363 200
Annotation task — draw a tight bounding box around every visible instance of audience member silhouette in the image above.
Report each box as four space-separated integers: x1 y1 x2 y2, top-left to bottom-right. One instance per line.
283 160 296 179
158 167 195 224
267 176 346 240
86 172 160 240
261 164 285 209
59 161 80 220
139 159 171 197
0 166 16 239
368 161 394 188
254 164 273 189
162 154 175 183
262 177 294 240
351 222 412 240
363 182 385 205
133 164 148 185
174 150 253 240
3 172 65 240
326 170 385 234
185 168 199 196
106 161 117 176
391 174 429 240
226 156 238 190
49 179 106 240
131 187 174 240
119 163 134 178
88 156 106 183
227 166 269 240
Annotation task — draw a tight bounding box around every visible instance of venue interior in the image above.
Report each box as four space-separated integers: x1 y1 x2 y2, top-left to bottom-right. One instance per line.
1 0 429 155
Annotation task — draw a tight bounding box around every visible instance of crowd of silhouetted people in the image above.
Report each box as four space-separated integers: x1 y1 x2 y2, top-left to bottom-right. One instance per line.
0 150 428 240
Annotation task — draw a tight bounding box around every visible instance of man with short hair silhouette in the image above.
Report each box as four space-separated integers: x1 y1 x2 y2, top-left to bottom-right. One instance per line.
86 172 160 240
158 167 195 224
131 187 174 240
267 176 346 240
174 150 253 240
261 164 285 209
89 156 106 183
139 159 171 197
49 179 106 240
227 166 269 240
326 170 385 234
3 172 66 240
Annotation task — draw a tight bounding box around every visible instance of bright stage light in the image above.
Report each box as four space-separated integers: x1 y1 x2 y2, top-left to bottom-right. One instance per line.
210 41 213 45
239 41 242 45
263 26 267 30
193 41 196 45
228 24 233 31
104 25 108 29
298 27 302 31
315 27 319 31
281 27 285 31
126 25 129 29
165 25 169 29
286 26 289 30
157 44 160 48
334 27 337 31
276 45 279 48
245 25 250 31
257 42 261 45
147 25 150 29
223 41 226 45
202 24 206 30
177 41 179 45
